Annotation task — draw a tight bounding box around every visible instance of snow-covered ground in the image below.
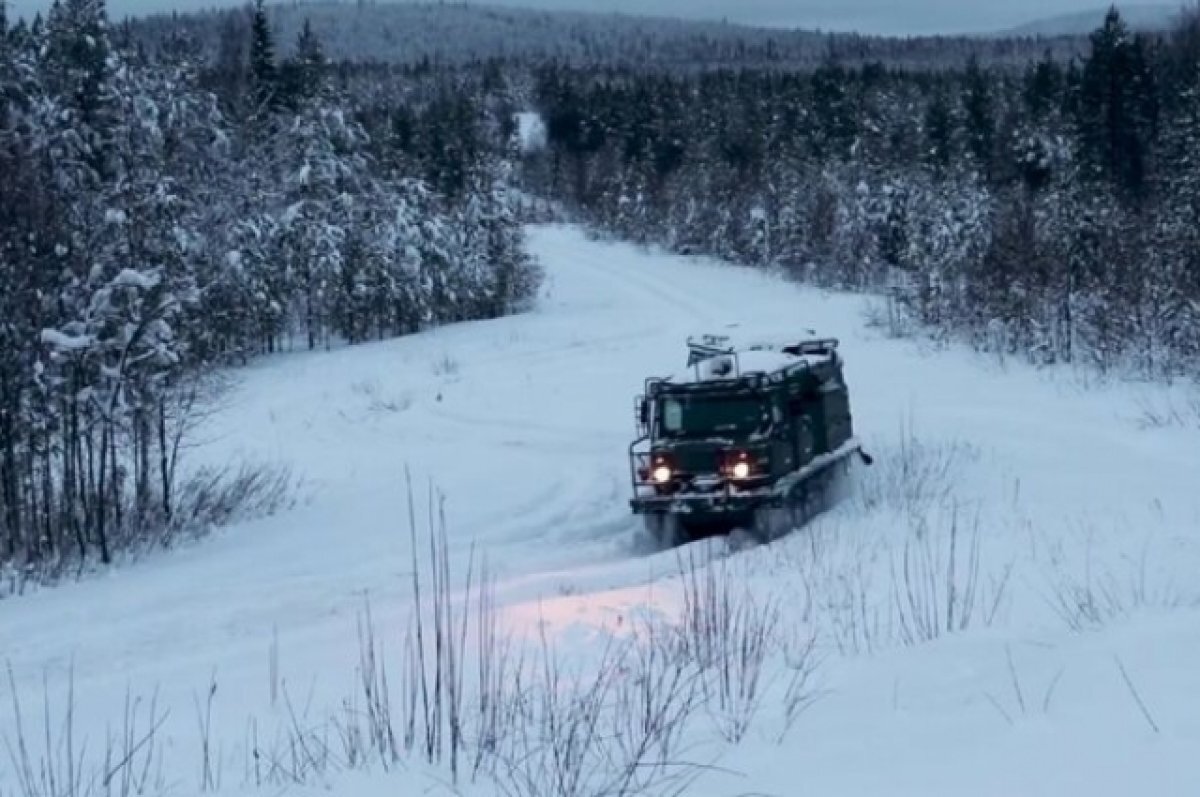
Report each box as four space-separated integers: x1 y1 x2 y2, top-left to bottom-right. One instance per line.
3 224 1199 797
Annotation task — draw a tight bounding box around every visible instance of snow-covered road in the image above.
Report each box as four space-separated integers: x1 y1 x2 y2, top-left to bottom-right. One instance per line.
3 224 1199 796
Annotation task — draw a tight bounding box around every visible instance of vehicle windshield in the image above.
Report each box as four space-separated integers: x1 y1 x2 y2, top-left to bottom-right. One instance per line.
658 394 768 438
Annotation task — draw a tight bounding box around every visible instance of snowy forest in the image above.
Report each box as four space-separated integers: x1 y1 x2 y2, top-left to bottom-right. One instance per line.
3 0 1200 578
0 0 539 576
525 8 1200 376
129 0 1089 70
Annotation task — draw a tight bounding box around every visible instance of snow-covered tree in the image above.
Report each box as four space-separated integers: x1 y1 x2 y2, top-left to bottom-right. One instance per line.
521 8 1198 375
0 3 543 576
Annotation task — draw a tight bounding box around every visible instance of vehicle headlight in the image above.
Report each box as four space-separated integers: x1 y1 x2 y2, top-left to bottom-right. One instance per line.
652 465 673 484
731 460 751 480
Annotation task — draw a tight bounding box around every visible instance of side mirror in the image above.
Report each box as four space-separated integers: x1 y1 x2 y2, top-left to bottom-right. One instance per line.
639 398 650 425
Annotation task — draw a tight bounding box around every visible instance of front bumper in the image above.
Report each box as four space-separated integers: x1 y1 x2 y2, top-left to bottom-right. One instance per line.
630 486 782 516
630 438 865 518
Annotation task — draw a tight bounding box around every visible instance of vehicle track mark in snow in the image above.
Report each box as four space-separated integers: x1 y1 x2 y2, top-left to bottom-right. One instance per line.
4 224 1200 797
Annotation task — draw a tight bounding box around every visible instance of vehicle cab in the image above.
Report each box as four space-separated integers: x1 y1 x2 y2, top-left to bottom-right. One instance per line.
629 333 859 536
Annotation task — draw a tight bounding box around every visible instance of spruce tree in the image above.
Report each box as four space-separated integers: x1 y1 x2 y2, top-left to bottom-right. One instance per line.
212 11 249 115
280 17 326 106
1024 53 1064 120
924 91 954 171
1077 7 1159 199
44 0 113 175
294 17 325 89
249 0 278 112
963 55 996 178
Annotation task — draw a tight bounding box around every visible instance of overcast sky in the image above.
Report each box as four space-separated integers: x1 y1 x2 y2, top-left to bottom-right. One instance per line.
3 0 1177 36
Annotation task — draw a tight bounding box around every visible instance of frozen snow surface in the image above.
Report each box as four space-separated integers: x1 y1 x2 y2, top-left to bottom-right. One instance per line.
3 224 1200 796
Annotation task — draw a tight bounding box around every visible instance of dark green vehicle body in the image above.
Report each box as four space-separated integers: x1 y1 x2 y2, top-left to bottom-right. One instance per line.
629 335 869 544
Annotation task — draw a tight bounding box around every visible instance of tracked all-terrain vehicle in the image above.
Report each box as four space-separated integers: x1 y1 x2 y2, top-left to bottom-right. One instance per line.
630 334 871 547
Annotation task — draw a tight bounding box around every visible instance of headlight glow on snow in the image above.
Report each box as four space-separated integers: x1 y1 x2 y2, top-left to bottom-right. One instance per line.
652 465 673 484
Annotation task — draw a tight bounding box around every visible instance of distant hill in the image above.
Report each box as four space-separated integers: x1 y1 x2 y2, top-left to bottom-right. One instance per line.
999 4 1182 37
128 0 1089 71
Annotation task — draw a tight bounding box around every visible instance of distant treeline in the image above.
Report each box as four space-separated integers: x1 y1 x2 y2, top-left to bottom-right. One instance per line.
116 0 1089 71
523 7 1200 376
